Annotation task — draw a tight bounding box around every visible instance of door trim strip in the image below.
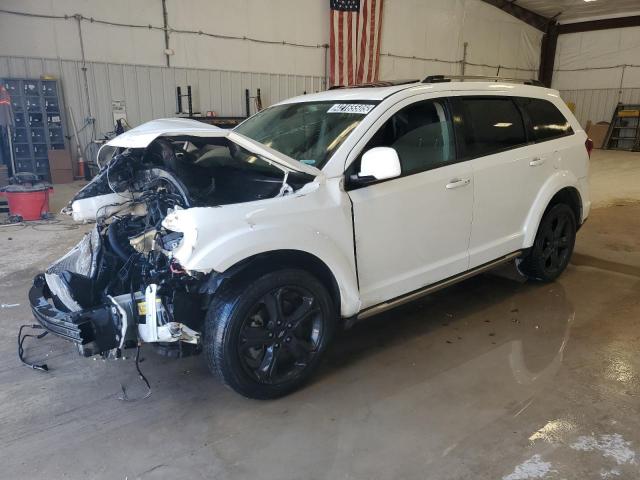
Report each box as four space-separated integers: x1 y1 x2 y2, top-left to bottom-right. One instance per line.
357 251 523 320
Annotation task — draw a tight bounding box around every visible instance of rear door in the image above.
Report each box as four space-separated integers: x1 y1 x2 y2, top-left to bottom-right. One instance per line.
346 97 473 308
452 95 553 268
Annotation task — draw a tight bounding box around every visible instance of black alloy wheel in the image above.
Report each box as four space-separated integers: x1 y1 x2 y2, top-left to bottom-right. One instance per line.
520 203 576 282
206 269 335 399
237 286 323 385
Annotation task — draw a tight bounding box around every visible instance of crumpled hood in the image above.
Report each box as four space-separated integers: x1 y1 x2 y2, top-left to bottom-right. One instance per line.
106 118 322 177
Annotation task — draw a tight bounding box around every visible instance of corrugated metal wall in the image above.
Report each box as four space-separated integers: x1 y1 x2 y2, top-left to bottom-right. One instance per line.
0 55 325 167
560 88 640 129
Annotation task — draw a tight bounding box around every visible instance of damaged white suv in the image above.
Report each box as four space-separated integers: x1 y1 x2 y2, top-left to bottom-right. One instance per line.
29 77 591 399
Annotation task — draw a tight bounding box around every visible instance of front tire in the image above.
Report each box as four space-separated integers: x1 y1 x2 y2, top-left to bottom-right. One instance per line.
205 269 336 399
519 203 576 282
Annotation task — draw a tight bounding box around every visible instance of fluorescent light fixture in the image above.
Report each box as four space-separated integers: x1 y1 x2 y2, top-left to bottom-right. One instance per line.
493 122 513 128
584 0 597 2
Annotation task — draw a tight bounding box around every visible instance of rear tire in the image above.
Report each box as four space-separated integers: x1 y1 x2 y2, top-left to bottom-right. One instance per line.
519 203 576 282
205 268 335 399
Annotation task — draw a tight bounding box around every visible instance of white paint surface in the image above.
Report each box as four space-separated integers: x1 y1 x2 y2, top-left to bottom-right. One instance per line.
503 454 554 480
600 468 621 478
571 434 637 466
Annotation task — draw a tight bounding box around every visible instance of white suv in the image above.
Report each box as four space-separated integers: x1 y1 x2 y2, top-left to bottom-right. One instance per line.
29 76 591 399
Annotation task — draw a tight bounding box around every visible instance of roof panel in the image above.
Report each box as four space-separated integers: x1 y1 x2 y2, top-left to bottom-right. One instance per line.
515 0 640 23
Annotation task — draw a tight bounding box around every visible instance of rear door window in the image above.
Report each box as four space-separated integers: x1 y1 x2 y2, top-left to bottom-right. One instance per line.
457 97 527 158
519 98 573 142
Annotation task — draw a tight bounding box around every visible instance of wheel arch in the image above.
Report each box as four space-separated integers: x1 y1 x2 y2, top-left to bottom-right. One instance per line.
203 249 357 318
524 174 584 247
546 187 582 227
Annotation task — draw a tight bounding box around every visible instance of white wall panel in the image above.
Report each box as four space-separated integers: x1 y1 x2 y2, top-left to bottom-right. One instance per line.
0 55 323 164
553 26 640 129
1 0 541 81
0 0 326 75
560 88 640 127
0 0 545 165
379 0 542 80
553 26 640 91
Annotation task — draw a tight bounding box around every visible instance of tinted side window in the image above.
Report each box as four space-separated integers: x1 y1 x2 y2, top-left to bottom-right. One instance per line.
459 98 527 158
520 98 573 142
349 99 455 178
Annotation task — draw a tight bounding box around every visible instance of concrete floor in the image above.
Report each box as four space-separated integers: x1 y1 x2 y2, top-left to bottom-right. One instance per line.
1 149 639 480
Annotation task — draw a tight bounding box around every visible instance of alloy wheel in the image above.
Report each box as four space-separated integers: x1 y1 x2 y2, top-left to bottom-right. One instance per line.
237 286 324 385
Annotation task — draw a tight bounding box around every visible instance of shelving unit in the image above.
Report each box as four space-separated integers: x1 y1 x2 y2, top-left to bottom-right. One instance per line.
2 78 67 180
604 104 640 152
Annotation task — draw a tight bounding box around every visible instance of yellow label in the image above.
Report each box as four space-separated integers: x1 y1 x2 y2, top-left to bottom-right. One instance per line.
137 299 161 316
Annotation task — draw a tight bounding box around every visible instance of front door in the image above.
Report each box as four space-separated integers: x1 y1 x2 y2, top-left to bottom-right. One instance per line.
346 98 473 309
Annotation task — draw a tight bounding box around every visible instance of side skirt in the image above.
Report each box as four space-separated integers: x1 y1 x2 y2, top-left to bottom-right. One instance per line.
354 251 523 322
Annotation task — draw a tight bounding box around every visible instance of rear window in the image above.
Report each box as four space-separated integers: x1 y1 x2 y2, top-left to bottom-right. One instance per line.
519 98 573 142
459 97 527 158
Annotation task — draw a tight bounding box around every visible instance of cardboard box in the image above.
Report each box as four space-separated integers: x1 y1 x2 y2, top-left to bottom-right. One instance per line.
50 168 74 184
586 121 610 149
48 149 73 172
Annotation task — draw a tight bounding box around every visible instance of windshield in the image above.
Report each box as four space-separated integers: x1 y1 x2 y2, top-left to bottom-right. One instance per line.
235 101 378 169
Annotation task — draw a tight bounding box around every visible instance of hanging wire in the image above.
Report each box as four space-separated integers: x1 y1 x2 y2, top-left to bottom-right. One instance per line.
0 8 328 50
118 344 152 402
0 8 552 76
18 324 49 371
379 53 537 73
554 63 640 72
6 7 639 76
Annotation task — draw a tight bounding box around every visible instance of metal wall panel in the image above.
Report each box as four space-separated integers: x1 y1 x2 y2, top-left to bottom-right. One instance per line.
0 55 324 165
560 88 640 128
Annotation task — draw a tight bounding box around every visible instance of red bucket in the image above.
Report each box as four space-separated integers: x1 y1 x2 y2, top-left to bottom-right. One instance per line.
0 187 53 221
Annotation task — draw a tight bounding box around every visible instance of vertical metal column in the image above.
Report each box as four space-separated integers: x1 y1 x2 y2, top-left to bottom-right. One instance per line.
461 42 468 75
538 22 559 87
162 0 171 68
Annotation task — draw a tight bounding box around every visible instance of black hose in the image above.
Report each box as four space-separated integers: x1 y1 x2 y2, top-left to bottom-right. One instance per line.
107 222 130 262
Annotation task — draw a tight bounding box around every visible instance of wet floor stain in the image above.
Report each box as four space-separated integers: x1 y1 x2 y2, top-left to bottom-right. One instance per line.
571 434 637 466
503 432 639 479
528 418 577 445
503 454 554 480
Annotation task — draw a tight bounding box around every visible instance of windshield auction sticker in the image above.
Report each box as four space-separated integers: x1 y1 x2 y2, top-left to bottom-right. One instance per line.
327 104 375 114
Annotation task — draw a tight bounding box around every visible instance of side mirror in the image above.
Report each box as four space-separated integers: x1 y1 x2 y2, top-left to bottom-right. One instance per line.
354 147 401 184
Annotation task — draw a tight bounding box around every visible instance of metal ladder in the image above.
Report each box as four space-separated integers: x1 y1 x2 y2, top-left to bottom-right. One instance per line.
604 103 640 151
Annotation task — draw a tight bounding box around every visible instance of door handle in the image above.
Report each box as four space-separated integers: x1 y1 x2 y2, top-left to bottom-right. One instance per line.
529 157 545 167
446 178 471 189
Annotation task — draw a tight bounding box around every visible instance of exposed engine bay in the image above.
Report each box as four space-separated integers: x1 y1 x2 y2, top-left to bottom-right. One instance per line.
32 133 314 360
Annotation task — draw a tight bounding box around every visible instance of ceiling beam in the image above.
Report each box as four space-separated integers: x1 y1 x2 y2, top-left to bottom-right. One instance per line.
480 0 552 32
558 15 640 34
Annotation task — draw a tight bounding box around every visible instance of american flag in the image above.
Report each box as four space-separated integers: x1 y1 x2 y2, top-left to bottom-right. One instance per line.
329 0 384 87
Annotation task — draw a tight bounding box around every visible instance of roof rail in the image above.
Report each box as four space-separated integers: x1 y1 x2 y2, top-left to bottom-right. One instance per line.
422 75 544 87
329 79 419 90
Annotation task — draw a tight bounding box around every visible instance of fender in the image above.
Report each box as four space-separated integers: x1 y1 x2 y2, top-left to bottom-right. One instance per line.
164 196 361 317
522 170 582 247
196 224 360 316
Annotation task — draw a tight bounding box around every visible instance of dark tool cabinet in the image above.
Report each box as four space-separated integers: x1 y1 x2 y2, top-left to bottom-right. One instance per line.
2 78 67 180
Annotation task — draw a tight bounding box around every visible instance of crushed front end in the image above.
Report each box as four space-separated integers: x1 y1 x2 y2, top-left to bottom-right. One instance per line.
26 117 318 374
27 122 315 361
29 201 205 358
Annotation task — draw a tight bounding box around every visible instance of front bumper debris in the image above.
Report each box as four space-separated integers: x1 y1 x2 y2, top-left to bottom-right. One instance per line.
29 274 122 356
